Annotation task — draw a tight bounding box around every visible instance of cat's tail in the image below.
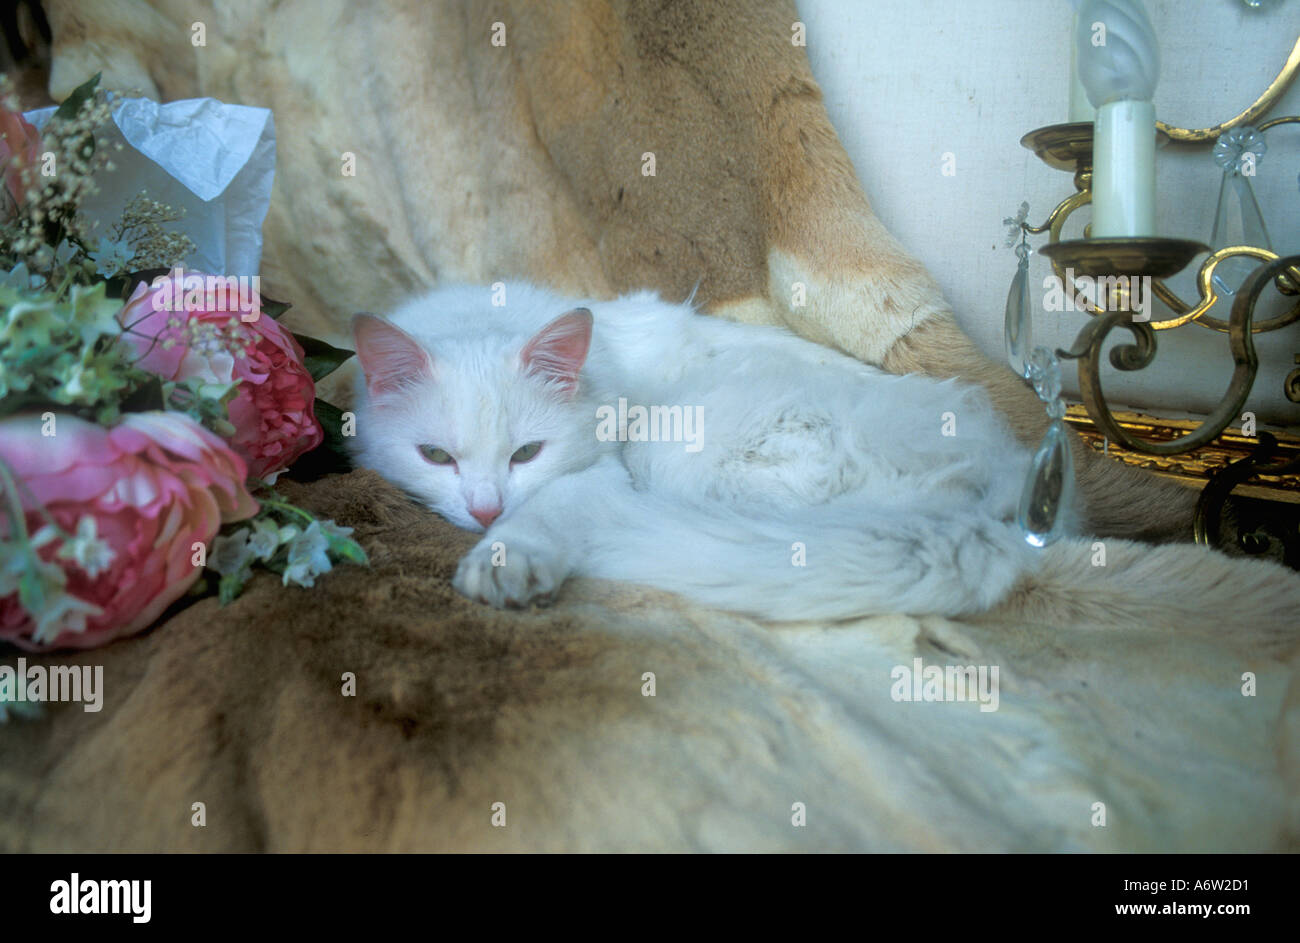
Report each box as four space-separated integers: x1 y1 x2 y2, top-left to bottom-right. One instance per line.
584 491 1299 656
583 495 1040 623
978 537 1300 657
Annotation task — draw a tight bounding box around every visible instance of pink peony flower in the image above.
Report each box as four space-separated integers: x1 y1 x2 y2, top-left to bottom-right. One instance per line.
118 270 324 481
0 411 259 650
0 105 42 209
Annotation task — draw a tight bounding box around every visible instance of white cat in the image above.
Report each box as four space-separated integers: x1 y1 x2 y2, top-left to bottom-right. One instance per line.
351 282 1070 620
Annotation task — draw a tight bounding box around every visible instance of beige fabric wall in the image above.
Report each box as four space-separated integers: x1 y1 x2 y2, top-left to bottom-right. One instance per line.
803 0 1300 426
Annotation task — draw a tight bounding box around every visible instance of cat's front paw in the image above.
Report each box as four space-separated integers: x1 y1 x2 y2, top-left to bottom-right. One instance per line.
452 535 570 609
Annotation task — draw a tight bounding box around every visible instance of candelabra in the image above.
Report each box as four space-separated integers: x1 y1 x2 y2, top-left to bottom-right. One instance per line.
1008 24 1300 557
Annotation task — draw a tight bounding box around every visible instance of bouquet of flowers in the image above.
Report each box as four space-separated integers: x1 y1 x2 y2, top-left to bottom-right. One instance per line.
0 74 364 656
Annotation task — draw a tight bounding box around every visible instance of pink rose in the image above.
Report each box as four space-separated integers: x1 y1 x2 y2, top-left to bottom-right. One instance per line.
0 105 42 209
0 411 259 651
118 271 324 481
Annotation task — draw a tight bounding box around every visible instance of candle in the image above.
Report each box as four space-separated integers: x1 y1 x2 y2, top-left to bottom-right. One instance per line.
1073 0 1160 237
1068 14 1097 123
1092 99 1156 236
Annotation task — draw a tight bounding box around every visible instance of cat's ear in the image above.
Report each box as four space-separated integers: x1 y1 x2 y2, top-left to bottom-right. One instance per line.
520 308 593 397
352 313 435 396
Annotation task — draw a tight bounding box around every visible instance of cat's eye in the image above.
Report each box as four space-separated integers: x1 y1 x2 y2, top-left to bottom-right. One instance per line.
511 441 543 464
418 444 456 466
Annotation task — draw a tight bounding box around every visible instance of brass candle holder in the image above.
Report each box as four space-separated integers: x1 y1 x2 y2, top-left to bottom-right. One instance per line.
1013 35 1300 552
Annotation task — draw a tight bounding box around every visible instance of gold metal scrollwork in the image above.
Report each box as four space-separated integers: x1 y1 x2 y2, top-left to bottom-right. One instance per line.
1156 37 1300 143
1057 256 1300 456
1026 192 1098 310
1150 246 1300 331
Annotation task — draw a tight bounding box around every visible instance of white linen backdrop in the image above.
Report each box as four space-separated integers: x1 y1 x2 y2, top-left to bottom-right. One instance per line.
802 0 1300 427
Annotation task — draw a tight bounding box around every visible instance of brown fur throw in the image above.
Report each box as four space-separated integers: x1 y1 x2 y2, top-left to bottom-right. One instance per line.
2 470 1296 852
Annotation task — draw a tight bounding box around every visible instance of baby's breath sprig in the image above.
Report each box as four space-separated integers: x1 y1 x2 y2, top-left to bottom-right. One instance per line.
98 191 196 276
205 493 368 604
0 75 117 288
0 73 194 297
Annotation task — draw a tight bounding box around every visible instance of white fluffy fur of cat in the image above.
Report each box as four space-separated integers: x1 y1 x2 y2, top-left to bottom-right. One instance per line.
352 282 1073 620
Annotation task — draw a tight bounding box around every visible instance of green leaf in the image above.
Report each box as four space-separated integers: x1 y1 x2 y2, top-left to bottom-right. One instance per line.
313 398 349 453
260 297 290 320
293 333 355 382
328 534 369 566
282 397 353 481
217 571 245 606
53 72 102 122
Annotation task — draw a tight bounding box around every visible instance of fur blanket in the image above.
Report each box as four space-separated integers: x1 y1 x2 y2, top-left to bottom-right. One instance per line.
2 0 1296 852
3 470 1297 852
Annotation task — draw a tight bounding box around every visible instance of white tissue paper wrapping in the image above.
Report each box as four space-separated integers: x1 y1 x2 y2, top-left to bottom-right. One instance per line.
26 97 276 277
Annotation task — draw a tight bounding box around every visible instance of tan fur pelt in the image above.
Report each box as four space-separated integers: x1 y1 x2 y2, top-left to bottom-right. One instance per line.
3 471 1296 852
42 0 1194 539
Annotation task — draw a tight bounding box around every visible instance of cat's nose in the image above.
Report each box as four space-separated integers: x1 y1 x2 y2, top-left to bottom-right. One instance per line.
470 504 502 528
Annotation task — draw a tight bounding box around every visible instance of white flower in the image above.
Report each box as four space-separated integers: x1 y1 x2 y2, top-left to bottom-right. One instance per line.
56 516 116 579
31 591 101 645
53 239 78 267
89 237 135 277
209 528 255 578
1 262 43 291
247 518 282 561
319 521 355 542
281 560 312 586
282 521 333 588
13 550 102 645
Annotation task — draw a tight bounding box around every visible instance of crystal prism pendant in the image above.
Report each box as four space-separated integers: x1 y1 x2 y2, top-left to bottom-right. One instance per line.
1004 243 1031 378
1210 171 1272 294
1018 347 1075 547
1027 346 1062 404
1210 127 1271 295
1017 418 1076 548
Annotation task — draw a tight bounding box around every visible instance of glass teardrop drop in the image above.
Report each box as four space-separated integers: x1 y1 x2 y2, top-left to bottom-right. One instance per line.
1210 170 1272 295
1017 419 1076 547
1004 248 1032 378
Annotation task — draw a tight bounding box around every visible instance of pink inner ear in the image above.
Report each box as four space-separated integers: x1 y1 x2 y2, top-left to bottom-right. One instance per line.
353 314 434 396
521 308 593 395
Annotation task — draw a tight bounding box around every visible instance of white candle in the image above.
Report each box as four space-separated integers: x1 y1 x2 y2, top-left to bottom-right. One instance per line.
1068 14 1097 123
1092 100 1156 235
1073 0 1160 237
